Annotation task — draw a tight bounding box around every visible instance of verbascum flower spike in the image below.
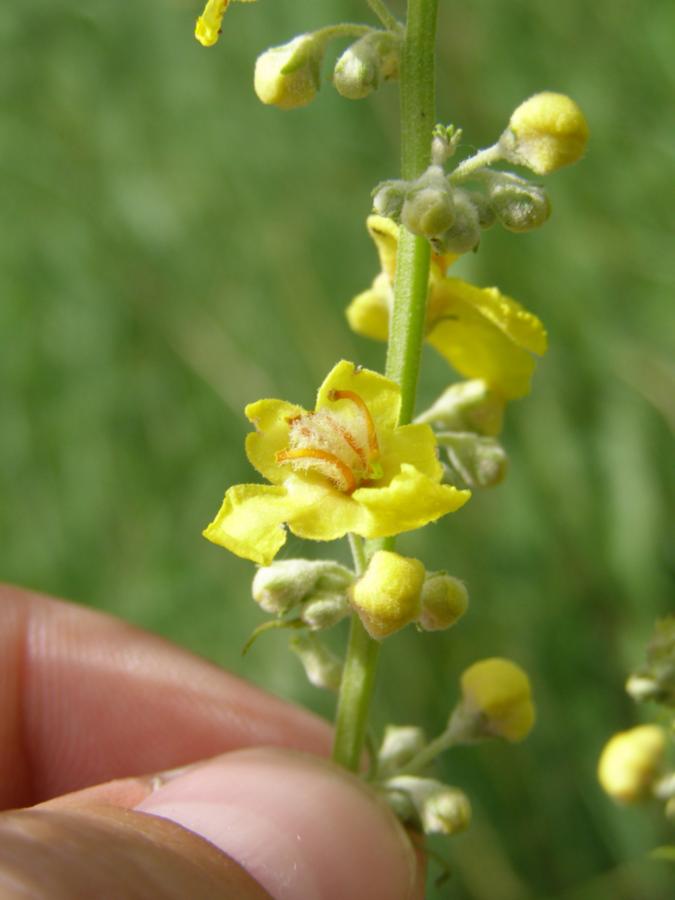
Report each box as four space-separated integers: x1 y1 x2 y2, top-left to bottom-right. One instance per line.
349 550 425 639
385 776 471 836
346 216 548 399
254 34 323 110
195 0 256 48
204 361 470 566
501 92 589 175
598 725 667 803
452 657 535 743
418 573 468 631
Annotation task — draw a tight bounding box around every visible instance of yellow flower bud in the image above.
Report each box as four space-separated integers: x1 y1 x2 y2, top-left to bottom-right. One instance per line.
459 657 535 742
503 92 589 175
418 573 468 631
350 550 425 639
254 35 321 111
195 0 229 47
598 725 667 803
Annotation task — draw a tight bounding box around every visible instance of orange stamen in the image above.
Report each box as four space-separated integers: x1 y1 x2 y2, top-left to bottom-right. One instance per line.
328 390 380 459
276 448 357 494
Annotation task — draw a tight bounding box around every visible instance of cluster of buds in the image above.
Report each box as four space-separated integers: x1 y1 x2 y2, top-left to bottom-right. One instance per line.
598 617 674 816
417 380 509 490
349 550 468 640
373 92 588 253
252 558 354 629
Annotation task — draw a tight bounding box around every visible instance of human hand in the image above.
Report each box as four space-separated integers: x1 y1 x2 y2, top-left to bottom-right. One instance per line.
0 585 423 899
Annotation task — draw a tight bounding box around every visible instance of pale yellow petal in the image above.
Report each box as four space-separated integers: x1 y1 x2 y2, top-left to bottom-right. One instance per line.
345 276 390 342
315 360 401 433
282 475 370 541
353 464 470 537
367 215 400 282
245 398 305 483
379 423 443 482
203 483 295 566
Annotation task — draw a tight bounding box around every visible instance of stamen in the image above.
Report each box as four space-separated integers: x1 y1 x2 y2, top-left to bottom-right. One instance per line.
328 390 380 459
322 415 368 468
276 448 357 494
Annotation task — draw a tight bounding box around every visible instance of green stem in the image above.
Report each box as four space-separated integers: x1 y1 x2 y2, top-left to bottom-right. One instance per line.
449 143 502 182
331 0 439 772
367 0 401 32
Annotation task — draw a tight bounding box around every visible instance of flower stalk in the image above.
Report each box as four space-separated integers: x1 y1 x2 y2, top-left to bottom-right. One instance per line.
331 0 440 771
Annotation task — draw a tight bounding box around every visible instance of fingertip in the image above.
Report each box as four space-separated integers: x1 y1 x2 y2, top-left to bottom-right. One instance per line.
136 748 420 900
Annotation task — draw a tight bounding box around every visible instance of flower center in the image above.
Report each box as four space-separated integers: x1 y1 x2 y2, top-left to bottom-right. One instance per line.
276 390 381 494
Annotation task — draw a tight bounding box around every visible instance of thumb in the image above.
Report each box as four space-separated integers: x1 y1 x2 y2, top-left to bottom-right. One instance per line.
136 747 421 900
3 748 422 900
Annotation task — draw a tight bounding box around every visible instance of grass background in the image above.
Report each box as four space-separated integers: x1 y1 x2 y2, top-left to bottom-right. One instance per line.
1 0 673 896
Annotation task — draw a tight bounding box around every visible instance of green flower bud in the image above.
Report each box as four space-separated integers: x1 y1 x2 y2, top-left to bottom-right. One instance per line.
301 591 350 630
598 725 667 803
415 380 505 437
372 180 408 220
377 725 427 777
289 632 343 692
487 175 551 233
437 432 509 489
467 190 497 229
333 31 400 100
401 166 455 238
385 776 471 835
626 616 675 706
254 35 323 110
431 124 463 166
432 188 480 254
419 573 468 631
252 559 353 614
350 550 425 640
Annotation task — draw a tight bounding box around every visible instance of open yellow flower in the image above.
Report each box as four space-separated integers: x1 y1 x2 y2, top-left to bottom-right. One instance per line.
204 360 470 565
346 216 548 399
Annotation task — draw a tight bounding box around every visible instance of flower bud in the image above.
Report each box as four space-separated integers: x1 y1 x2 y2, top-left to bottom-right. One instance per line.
254 35 322 110
333 31 400 100
385 776 471 835
415 380 505 437
418 573 468 631
598 725 667 803
501 92 589 175
378 725 427 777
432 189 480 254
487 176 551 233
431 125 463 166
195 0 228 48
301 591 350 630
349 550 425 640
401 167 455 238
372 180 407 220
452 657 535 743
252 559 353 614
289 632 343 692
437 432 509 489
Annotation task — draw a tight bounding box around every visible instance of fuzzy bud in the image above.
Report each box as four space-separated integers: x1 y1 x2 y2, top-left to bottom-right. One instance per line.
401 167 455 238
415 380 505 437
372 180 407 220
418 573 468 631
598 725 667 803
437 432 509 489
487 176 551 233
254 35 322 110
333 31 400 100
501 92 589 175
301 591 350 630
431 188 480 254
452 657 535 743
289 632 343 692
377 725 427 777
349 550 425 640
385 776 471 836
252 559 353 614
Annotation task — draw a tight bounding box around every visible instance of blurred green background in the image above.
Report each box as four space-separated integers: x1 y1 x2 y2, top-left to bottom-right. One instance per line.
1 0 673 896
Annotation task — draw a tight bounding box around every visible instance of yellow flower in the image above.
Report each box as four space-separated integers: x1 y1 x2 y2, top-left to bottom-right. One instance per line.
459 657 535 742
346 216 548 400
598 725 666 803
350 550 425 639
204 360 470 565
195 0 257 48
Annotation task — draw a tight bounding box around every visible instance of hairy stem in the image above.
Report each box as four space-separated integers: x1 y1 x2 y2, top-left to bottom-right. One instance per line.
332 0 439 772
367 0 401 32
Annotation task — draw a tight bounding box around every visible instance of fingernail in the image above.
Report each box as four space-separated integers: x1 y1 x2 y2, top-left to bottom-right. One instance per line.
136 747 418 900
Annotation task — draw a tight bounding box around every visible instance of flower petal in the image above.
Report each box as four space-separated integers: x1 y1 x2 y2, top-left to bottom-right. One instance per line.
367 215 400 283
345 276 390 342
203 483 296 566
315 360 401 432
283 475 370 542
245 398 305 484
380 423 443 482
352 463 470 537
